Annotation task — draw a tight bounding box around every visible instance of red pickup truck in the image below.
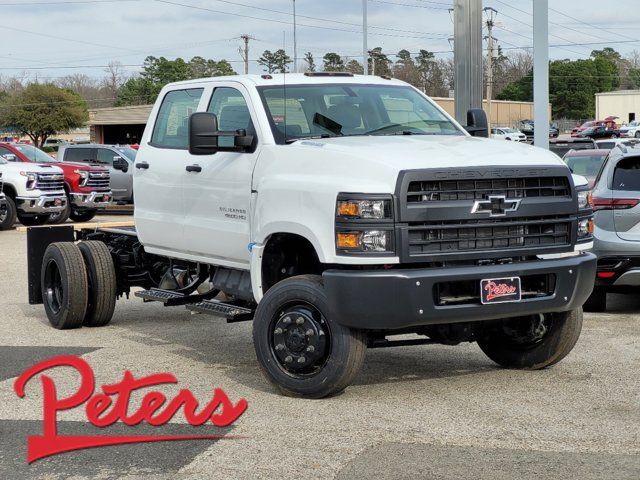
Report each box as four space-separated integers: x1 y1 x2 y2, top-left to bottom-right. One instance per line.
0 143 112 223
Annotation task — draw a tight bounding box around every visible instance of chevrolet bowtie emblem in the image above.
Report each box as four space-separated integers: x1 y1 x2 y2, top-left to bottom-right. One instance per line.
471 195 521 217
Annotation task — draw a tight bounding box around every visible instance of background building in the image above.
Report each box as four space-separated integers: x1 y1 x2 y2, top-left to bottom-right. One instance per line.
88 105 153 144
595 90 640 124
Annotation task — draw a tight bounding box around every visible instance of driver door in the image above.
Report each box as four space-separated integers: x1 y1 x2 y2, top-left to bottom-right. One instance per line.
182 83 262 268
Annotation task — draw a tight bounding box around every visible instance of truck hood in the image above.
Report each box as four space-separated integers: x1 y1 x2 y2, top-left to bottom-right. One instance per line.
0 162 64 174
289 134 566 171
51 161 108 172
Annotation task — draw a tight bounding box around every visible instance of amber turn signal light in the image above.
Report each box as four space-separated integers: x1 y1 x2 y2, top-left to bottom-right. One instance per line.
336 232 361 249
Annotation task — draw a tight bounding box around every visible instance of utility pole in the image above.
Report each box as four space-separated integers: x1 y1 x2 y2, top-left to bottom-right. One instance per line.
293 0 298 72
533 0 549 149
453 0 483 125
363 0 368 75
484 7 497 132
368 50 377 76
239 34 253 75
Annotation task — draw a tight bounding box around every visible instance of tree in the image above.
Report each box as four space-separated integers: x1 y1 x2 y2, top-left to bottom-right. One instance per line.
368 47 391 77
304 52 316 72
0 83 87 147
394 49 418 85
323 52 345 72
115 56 237 106
102 61 127 102
345 59 364 75
258 49 291 73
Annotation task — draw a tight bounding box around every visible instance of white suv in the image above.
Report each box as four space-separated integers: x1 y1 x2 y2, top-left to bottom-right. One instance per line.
619 120 640 139
491 127 527 142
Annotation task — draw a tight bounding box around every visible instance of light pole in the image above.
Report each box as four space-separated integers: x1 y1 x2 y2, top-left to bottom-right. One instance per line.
363 0 368 75
293 0 298 72
533 0 549 149
484 7 497 132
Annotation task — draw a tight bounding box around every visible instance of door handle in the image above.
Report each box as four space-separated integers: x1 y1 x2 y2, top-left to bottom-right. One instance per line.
135 162 149 170
186 164 202 173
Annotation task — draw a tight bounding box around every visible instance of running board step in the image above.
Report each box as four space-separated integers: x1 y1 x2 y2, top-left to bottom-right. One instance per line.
135 288 190 306
186 300 254 322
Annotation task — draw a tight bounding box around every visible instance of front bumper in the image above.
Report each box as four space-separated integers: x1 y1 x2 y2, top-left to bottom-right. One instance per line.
70 191 112 209
323 253 596 330
16 194 67 214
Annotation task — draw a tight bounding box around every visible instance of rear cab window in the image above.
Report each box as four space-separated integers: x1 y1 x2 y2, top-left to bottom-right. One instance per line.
151 88 204 149
64 148 94 162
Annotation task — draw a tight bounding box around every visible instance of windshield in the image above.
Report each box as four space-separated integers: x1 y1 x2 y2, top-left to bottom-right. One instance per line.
14 144 57 163
564 154 607 181
116 147 137 160
258 84 462 144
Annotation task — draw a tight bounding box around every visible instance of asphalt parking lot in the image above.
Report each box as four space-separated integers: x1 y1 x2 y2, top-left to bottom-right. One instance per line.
1 217 639 479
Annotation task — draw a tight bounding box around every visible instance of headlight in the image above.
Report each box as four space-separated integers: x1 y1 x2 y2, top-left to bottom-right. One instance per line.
75 170 89 186
577 190 592 210
336 230 393 253
19 171 38 190
336 197 392 220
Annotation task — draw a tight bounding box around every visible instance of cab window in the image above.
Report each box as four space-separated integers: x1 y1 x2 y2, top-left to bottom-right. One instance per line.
207 87 255 148
64 148 93 163
97 149 117 165
151 88 204 149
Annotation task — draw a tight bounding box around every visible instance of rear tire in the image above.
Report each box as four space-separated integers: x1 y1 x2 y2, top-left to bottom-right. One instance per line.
41 242 88 329
0 196 17 230
253 275 367 398
477 309 583 370
70 209 97 223
583 288 606 312
78 241 117 327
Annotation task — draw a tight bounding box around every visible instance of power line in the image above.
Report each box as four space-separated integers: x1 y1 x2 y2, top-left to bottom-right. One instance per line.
0 0 139 5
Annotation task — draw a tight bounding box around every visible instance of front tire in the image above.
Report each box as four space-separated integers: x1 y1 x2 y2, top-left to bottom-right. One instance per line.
477 309 583 370
635 131 640 139
18 214 50 226
0 196 17 230
253 275 367 398
78 241 117 327
47 196 71 224
70 209 97 223
41 242 88 329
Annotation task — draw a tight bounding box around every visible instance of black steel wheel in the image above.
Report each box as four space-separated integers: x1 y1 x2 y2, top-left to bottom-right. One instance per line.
41 242 88 329
477 309 583 370
0 196 17 230
253 275 367 398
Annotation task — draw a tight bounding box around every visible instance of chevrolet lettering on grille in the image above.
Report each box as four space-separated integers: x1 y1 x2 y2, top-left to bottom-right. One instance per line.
471 195 521 217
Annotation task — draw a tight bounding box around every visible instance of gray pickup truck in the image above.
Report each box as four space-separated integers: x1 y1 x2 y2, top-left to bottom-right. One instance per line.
57 144 135 203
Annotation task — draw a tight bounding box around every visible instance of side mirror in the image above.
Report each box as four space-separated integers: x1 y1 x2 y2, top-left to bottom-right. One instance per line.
189 112 254 155
465 108 488 138
113 156 129 173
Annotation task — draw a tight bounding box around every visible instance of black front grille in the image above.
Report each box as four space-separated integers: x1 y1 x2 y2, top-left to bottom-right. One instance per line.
407 177 571 203
408 216 571 255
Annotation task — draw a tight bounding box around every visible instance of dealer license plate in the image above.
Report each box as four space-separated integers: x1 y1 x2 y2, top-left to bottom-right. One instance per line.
480 277 521 305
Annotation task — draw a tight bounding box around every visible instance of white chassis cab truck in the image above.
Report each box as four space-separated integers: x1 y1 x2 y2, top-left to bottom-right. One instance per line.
0 157 67 229
27 74 596 398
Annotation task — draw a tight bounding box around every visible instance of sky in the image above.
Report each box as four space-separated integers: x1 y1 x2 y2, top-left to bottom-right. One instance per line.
0 0 639 81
